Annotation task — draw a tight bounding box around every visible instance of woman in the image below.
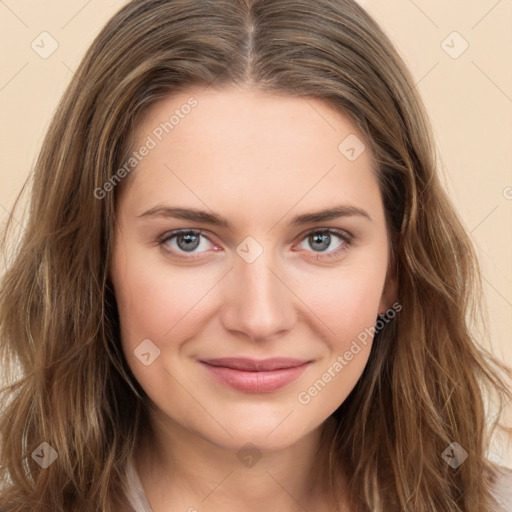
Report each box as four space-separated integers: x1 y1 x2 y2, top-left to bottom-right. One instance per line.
0 1 511 511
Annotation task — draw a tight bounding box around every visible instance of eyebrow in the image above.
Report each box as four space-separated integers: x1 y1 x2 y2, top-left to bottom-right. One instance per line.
137 204 372 228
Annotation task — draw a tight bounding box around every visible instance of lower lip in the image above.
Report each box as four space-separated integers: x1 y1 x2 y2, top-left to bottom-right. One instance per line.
200 362 310 393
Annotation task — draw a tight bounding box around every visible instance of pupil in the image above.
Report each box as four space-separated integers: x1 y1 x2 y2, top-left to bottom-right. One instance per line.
178 233 200 252
311 233 329 251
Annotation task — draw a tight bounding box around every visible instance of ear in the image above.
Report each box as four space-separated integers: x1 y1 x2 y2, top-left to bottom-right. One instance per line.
378 266 398 315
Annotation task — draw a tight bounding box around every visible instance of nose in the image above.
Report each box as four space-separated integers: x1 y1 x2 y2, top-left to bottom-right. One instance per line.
219 250 297 343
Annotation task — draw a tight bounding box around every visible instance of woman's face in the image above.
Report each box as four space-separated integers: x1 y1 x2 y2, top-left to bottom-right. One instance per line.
110 84 395 452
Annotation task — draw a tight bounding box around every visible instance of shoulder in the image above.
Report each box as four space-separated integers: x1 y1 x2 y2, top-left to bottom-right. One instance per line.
490 465 512 512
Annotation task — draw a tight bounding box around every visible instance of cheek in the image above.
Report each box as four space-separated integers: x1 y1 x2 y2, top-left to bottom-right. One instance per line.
112 246 219 351
293 268 384 414
337 272 383 342
111 251 213 407
296 256 387 346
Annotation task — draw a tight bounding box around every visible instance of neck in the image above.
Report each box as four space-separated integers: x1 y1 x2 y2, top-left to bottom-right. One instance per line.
134 412 340 512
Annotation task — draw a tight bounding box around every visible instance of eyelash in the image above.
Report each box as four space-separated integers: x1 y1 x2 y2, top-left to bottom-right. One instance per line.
156 228 353 261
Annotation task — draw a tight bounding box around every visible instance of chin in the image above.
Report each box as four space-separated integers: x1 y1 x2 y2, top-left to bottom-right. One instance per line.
198 417 319 454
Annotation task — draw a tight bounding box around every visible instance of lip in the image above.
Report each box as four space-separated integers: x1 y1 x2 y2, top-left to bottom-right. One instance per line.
201 357 310 371
200 357 311 393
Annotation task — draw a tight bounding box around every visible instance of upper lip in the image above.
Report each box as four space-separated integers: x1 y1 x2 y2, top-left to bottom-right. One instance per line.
200 357 310 372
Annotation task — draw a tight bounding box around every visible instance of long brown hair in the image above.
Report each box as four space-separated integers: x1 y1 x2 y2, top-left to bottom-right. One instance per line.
1 1 511 510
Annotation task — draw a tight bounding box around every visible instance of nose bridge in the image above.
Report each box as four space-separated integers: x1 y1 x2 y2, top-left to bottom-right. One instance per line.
220 242 296 341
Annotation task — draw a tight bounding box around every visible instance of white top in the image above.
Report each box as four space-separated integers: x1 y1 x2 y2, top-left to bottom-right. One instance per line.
125 459 153 512
124 458 512 512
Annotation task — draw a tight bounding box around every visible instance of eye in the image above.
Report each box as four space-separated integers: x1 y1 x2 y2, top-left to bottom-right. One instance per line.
158 229 215 259
157 227 353 261
295 228 352 260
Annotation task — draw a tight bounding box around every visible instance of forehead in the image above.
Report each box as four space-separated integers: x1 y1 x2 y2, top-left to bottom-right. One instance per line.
118 85 383 228
134 84 370 161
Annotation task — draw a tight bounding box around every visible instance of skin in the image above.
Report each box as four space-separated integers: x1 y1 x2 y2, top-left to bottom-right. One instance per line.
110 83 396 512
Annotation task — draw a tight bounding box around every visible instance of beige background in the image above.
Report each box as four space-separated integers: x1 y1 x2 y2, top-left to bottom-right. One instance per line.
0 1 511 465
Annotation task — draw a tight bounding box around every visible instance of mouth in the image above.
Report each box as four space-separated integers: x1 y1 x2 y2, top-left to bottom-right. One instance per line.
199 357 311 393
